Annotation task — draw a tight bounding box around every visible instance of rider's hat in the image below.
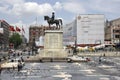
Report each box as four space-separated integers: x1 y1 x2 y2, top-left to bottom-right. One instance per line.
52 12 55 14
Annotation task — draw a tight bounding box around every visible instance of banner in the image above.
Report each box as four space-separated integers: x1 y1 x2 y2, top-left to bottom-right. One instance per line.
0 28 3 34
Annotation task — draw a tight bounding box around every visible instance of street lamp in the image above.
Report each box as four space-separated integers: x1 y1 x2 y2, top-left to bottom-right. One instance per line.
73 36 77 55
32 38 36 55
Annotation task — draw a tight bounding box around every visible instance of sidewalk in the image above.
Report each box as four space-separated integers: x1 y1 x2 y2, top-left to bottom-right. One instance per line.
77 52 120 57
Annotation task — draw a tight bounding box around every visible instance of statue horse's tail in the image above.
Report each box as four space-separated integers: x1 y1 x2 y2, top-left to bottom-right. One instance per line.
59 19 63 26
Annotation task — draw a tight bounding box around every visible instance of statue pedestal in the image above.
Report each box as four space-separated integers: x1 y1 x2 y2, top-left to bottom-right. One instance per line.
39 30 67 59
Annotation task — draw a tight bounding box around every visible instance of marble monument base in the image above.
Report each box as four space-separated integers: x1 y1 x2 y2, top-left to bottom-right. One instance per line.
39 30 68 60
39 49 67 58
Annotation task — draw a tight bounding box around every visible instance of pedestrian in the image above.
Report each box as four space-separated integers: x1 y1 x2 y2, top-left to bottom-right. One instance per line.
13 66 15 70
0 64 2 74
28 51 30 55
21 57 24 62
18 62 22 72
21 52 22 55
17 53 20 56
103 53 105 57
68 50 70 54
99 56 102 64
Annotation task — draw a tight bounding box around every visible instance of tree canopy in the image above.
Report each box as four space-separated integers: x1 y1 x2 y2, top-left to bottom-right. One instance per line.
9 33 22 49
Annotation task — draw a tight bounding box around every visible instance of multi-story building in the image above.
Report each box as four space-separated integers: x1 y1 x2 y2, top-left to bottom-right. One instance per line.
63 20 76 45
105 18 120 44
63 14 105 47
0 20 10 50
29 25 63 47
29 25 44 46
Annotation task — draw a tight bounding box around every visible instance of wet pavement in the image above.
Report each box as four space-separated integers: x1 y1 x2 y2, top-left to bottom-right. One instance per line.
0 59 120 80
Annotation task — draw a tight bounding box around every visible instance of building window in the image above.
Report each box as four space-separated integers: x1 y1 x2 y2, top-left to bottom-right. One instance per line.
113 30 120 33
84 31 88 33
115 35 120 38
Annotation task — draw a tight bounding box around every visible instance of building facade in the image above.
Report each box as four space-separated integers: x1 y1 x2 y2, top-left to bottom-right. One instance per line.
63 20 76 45
0 20 10 50
29 25 54 46
29 25 44 46
105 18 120 44
63 14 105 47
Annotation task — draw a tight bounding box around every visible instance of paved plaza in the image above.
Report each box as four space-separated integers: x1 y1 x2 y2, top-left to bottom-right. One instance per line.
0 57 120 80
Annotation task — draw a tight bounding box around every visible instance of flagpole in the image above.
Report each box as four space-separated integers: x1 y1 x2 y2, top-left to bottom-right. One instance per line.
22 25 23 36
22 25 25 36
14 26 16 34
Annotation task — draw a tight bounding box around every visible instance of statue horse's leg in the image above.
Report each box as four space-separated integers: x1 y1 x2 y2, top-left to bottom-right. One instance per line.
49 23 51 30
56 23 60 30
57 24 58 29
58 24 60 30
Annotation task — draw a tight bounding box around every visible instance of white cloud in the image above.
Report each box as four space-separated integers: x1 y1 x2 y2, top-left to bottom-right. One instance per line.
63 1 86 13
0 0 24 5
0 5 9 14
88 0 120 14
10 2 54 16
0 0 54 17
53 2 62 10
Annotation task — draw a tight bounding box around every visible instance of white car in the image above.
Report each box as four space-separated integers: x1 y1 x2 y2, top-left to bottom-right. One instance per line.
67 55 90 62
1 58 25 69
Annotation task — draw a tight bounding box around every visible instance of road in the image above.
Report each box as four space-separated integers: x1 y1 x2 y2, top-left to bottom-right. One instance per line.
0 57 120 80
0 50 120 80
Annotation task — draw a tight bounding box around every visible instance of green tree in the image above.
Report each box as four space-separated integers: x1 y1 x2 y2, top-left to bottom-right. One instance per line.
9 33 22 49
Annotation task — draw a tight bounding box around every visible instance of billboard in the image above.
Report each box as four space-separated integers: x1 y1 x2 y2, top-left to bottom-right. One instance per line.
77 14 105 44
0 28 3 34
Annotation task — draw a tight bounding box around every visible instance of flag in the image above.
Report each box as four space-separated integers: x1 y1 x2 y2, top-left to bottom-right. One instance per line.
22 27 25 33
9 26 15 31
16 26 21 32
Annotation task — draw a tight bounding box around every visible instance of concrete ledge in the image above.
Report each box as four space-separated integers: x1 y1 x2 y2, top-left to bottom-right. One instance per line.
25 57 68 62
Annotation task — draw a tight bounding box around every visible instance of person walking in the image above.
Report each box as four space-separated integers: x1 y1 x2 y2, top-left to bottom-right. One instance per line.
0 64 2 74
99 56 102 64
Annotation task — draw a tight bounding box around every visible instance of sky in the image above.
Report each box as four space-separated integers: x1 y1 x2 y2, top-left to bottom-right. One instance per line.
0 0 120 41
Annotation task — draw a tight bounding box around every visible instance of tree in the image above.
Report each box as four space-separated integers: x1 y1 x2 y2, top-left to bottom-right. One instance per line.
9 33 22 49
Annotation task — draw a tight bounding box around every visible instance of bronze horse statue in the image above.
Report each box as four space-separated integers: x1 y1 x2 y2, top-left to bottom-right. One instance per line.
44 16 62 29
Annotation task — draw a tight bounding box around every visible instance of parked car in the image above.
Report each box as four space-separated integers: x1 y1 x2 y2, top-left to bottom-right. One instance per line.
67 55 90 62
1 58 25 69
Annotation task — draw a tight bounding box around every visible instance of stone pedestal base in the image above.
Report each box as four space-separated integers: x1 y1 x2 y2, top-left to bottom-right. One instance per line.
39 49 67 58
39 30 68 59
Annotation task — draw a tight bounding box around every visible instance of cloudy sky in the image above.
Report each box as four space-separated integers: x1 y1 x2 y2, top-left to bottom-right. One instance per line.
0 0 120 41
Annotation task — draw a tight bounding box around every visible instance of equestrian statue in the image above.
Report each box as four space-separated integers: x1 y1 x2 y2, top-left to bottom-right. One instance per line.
44 12 63 29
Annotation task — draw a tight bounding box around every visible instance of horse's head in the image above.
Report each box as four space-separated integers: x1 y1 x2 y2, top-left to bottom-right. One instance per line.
44 16 50 20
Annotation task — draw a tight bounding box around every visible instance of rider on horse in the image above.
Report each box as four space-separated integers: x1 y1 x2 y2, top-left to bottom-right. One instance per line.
44 12 62 29
51 12 55 22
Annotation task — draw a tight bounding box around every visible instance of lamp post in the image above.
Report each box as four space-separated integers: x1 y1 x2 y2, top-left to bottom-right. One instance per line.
32 38 36 55
73 36 77 55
